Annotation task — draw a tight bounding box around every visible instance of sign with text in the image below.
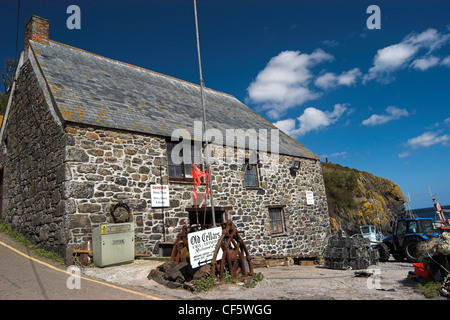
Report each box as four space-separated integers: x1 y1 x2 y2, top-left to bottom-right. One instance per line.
187 227 223 268
306 191 315 205
150 185 170 207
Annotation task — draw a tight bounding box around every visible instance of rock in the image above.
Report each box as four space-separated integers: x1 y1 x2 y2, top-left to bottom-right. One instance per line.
157 261 190 283
147 268 162 280
322 162 407 236
150 261 213 290
193 264 211 280
66 148 89 162
65 181 94 199
183 280 196 292
165 266 185 283
147 269 169 287
157 261 178 273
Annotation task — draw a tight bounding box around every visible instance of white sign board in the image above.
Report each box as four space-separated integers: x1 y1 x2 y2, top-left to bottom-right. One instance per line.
306 191 315 205
150 185 170 207
187 228 223 268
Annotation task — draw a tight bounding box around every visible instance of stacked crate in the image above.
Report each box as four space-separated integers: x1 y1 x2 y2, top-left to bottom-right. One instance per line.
323 235 378 270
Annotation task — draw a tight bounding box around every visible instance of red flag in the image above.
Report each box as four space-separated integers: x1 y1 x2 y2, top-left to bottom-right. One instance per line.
191 163 209 208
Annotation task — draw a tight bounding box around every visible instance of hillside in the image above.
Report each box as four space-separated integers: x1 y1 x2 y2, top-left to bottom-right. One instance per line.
321 162 406 236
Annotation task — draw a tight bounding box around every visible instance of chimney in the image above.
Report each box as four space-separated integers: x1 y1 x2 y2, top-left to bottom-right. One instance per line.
24 15 50 51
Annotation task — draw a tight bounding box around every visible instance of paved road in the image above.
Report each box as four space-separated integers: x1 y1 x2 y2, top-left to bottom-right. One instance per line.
0 234 165 300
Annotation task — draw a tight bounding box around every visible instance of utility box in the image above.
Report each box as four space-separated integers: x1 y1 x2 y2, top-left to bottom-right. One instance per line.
92 223 135 267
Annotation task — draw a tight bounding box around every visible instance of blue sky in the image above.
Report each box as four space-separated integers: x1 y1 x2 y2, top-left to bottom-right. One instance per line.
1 0 449 209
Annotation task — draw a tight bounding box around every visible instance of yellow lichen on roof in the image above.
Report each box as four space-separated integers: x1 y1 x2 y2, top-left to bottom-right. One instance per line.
60 109 75 118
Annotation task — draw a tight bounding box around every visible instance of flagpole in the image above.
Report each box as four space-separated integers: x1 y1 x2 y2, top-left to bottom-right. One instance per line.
193 0 216 227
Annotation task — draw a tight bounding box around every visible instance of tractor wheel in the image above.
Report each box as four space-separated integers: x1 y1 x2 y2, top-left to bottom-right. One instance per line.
376 243 390 262
402 237 422 262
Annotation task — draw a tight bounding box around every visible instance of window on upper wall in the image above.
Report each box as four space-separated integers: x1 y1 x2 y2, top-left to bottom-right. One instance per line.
268 207 285 234
243 158 259 188
167 141 202 181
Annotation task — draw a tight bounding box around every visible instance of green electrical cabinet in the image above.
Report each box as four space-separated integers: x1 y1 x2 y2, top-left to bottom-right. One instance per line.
92 223 135 267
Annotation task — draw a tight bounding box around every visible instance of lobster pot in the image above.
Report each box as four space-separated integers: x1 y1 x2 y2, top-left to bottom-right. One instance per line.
323 235 376 270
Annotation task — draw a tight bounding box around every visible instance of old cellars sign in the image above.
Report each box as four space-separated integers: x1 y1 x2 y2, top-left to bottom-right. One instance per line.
187 227 223 268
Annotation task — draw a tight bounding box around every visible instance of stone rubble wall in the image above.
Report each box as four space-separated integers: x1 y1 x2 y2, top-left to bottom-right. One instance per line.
0 60 68 256
64 126 331 258
63 125 171 255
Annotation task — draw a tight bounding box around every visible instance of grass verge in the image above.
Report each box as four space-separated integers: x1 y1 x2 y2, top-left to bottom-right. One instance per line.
0 221 65 265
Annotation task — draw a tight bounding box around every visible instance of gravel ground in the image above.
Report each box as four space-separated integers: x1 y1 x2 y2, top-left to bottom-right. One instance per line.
82 258 431 300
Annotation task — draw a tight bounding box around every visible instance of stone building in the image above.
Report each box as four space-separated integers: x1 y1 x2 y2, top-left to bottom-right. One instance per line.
0 15 331 263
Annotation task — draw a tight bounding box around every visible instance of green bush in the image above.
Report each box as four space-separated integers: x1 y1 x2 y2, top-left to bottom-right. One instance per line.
243 272 264 288
194 276 216 292
415 279 443 298
321 162 359 218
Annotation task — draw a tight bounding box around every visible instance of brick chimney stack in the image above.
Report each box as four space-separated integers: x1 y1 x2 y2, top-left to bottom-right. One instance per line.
24 15 50 51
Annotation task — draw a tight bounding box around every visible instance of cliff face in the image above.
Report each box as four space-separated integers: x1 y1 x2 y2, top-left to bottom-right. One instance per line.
321 162 406 236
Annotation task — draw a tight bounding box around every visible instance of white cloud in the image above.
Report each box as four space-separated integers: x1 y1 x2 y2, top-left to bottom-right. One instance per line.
246 49 333 119
411 56 440 71
315 68 361 89
362 106 409 126
322 151 348 159
367 43 418 80
273 103 348 137
406 131 450 149
272 118 296 135
406 28 450 52
441 56 450 67
398 151 411 158
320 39 339 47
364 28 450 82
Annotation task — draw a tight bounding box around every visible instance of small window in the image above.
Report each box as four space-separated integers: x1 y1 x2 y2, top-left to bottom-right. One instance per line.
188 208 225 227
167 141 202 180
268 207 284 234
243 158 259 188
396 220 407 236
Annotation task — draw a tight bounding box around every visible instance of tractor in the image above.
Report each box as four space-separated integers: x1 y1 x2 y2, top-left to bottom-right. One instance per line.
360 225 390 262
382 218 439 262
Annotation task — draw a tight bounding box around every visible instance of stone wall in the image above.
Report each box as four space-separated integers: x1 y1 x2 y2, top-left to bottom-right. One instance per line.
63 125 171 255
209 147 331 257
0 60 68 256
64 126 331 258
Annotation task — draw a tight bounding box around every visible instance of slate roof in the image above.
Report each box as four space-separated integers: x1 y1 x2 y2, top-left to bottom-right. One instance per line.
30 39 319 159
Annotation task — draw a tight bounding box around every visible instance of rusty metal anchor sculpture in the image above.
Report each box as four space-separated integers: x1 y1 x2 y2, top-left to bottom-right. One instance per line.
211 220 254 281
170 225 190 263
170 221 254 281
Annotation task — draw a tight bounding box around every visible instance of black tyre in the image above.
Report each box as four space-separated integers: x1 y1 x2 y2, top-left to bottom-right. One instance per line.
402 237 422 262
376 243 391 262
